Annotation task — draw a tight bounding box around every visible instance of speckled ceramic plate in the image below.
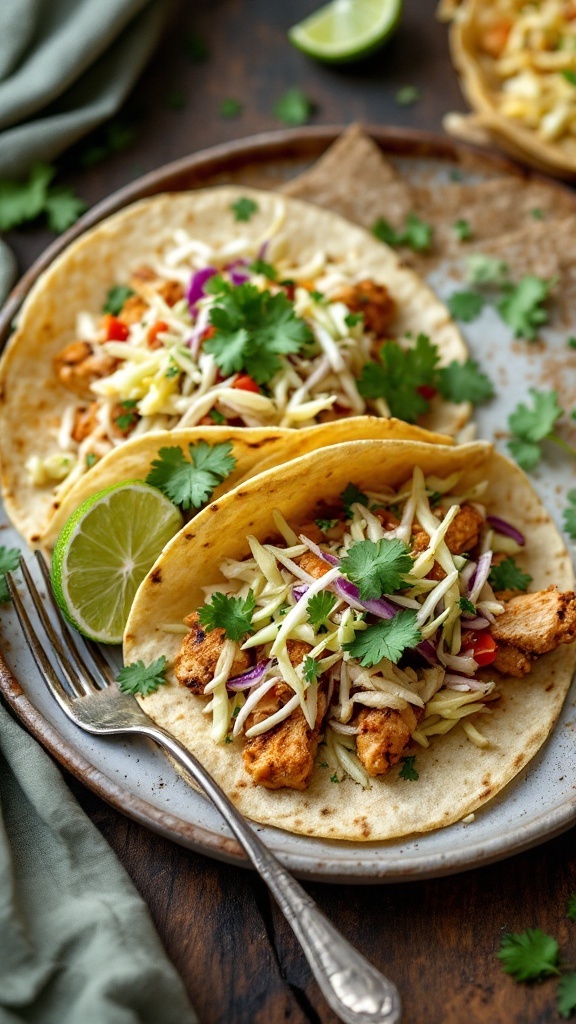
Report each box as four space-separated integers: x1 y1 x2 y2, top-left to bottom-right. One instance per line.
1 127 575 882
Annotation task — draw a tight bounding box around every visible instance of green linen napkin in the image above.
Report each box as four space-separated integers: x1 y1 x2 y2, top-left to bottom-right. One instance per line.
0 699 197 1024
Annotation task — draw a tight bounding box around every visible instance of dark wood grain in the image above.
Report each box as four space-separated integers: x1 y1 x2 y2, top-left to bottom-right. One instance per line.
5 1 576 1021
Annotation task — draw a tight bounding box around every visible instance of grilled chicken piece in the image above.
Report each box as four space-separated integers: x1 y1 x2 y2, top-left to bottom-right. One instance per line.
119 294 148 325
129 265 184 307
444 505 484 555
54 341 117 398
71 401 99 443
334 279 396 336
374 508 401 530
492 643 533 678
158 280 184 306
298 551 332 579
491 586 576 658
243 680 328 790
174 612 252 694
354 704 418 776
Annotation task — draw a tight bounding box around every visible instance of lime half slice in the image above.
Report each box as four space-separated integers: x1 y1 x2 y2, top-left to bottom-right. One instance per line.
51 481 183 644
288 0 402 63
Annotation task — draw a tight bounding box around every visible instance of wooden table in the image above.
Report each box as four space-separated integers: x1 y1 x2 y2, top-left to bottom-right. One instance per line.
6 2 576 1021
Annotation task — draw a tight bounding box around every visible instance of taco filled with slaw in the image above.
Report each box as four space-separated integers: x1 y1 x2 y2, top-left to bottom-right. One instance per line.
0 186 469 546
124 438 576 841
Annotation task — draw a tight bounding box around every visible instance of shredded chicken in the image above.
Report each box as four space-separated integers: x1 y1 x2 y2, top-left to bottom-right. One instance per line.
443 505 484 555
354 704 418 776
54 341 117 398
243 680 328 790
71 401 99 443
492 643 533 678
174 612 252 693
491 586 576 657
334 279 396 336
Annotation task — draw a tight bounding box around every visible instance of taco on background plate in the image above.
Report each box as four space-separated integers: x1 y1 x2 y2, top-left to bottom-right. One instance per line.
0 186 469 546
124 438 576 842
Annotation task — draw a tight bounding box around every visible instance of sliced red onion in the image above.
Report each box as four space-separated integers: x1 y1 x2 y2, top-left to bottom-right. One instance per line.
292 583 309 602
299 535 340 566
486 515 525 546
333 577 397 619
416 639 438 664
227 659 272 691
444 674 493 692
460 616 490 630
225 260 251 286
467 551 493 604
186 267 217 308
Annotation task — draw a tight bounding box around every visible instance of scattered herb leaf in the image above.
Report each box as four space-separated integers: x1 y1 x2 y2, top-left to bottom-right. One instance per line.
395 85 421 106
498 275 554 340
103 285 135 316
315 518 338 532
372 212 433 252
459 596 476 615
0 162 85 233
0 547 20 603
531 207 544 220
304 656 321 684
273 88 313 125
447 290 485 322
343 610 422 668
117 656 167 697
209 408 226 425
307 591 337 628
340 538 413 600
399 755 419 781
341 483 369 518
507 389 567 470
466 253 509 287
496 929 560 982
563 490 576 540
146 440 236 509
558 974 576 1020
358 333 439 422
489 557 532 593
249 259 278 280
231 196 258 222
436 359 495 404
220 98 242 118
198 591 256 642
345 311 364 327
562 69 576 86
453 218 473 241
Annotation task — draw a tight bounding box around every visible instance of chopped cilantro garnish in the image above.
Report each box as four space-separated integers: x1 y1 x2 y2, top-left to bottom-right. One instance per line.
117 656 167 697
507 389 571 471
447 290 485 323
45 187 87 232
343 610 422 667
568 337 576 349
165 90 186 111
466 253 509 288
209 408 226 425
497 929 560 982
198 591 255 643
399 755 419 781
344 311 363 328
315 518 338 532
395 85 421 106
330 773 340 783
340 538 413 600
307 591 337 628
558 974 576 1019
220 98 242 118
450 168 463 181
273 88 313 125
562 69 576 86
231 197 258 222
103 285 134 316
567 893 576 922
436 359 495 404
115 412 138 431
372 212 433 252
0 547 20 603
489 558 532 593
429 492 441 508
563 490 576 540
340 483 369 517
304 656 321 684
165 363 180 379
0 162 86 233
357 333 439 423
459 596 476 615
146 440 236 510
249 259 278 280
184 33 209 62
204 278 312 383
310 289 326 304
498 275 554 340
85 453 97 468
453 218 473 242
232 705 241 719
531 207 544 220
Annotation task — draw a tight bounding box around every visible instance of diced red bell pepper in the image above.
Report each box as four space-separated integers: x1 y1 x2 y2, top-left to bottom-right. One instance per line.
102 314 129 342
461 631 498 667
232 374 260 393
147 320 169 348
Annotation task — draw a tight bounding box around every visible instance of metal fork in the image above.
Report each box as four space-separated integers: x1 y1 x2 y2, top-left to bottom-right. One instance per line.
6 553 401 1024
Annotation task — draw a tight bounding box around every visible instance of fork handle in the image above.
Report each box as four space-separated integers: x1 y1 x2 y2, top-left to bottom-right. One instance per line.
141 724 401 1024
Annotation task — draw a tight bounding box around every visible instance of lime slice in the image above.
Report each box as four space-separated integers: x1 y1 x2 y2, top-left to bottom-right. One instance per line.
288 0 402 63
51 481 183 644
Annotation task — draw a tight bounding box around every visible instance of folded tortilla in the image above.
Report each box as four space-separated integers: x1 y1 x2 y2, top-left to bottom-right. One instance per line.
124 438 576 841
0 186 468 546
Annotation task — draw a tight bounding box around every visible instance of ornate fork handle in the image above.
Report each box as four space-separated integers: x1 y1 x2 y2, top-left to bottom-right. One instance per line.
142 722 401 1024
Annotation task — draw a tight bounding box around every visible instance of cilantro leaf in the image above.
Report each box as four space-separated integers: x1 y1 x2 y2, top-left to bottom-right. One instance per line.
564 490 576 540
568 337 576 350
567 893 576 922
103 285 135 316
117 656 167 697
273 88 313 125
0 547 20 603
558 974 576 1020
531 208 544 220
220 98 242 118
343 610 422 667
395 85 421 106
307 591 337 628
357 333 440 423
146 440 236 510
459 596 476 615
249 259 277 280
447 290 485 323
44 186 87 232
453 219 473 241
399 755 419 780
315 518 338 532
304 656 321 684
498 275 554 340
198 591 255 642
340 538 413 600
0 162 54 230
509 388 563 445
562 69 576 86
507 438 543 472
345 311 363 328
209 408 226 425
466 253 509 287
489 557 532 593
204 279 313 383
340 483 369 518
496 929 560 982
436 359 495 404
231 197 258 222
372 212 432 252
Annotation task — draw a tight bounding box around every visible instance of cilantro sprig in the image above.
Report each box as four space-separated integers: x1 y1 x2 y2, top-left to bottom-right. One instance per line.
340 483 369 518
0 162 86 233
303 656 321 684
564 491 576 540
273 88 313 125
343 610 422 667
231 197 258 222
307 591 337 629
497 929 560 982
447 290 485 323
399 755 419 781
103 285 134 315
507 389 576 471
117 657 167 697
146 440 236 510
0 547 20 603
489 558 532 593
340 538 413 600
198 591 255 642
372 212 433 252
498 275 555 340
204 277 313 384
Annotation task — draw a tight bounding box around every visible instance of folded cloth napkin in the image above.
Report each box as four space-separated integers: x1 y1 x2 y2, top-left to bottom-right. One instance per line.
0 700 198 1024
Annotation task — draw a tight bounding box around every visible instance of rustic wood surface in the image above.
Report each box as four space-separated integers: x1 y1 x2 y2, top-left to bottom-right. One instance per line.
4 1 576 1022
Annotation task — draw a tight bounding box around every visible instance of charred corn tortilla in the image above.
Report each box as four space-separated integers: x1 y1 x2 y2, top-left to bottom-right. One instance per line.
42 417 453 548
124 438 576 841
0 186 469 548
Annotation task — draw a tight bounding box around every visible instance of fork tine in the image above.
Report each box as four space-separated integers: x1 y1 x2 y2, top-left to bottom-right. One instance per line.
6 571 74 712
19 558 96 697
34 552 116 688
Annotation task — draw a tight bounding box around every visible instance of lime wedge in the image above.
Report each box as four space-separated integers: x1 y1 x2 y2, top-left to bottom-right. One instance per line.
288 0 402 63
51 481 183 644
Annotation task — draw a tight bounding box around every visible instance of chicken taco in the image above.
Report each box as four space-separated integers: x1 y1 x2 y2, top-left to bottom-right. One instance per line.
124 438 576 841
0 186 469 546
